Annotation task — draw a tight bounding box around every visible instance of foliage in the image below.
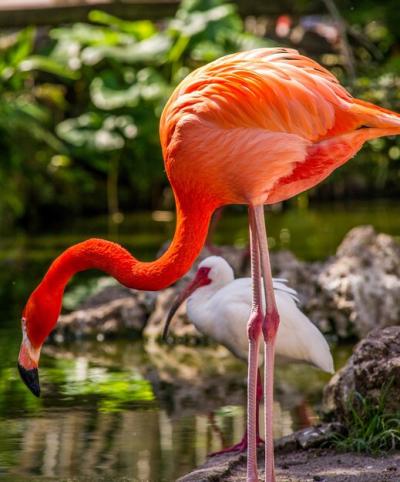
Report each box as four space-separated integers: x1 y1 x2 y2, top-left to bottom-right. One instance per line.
0 28 72 228
0 0 273 231
331 382 400 454
1 0 400 231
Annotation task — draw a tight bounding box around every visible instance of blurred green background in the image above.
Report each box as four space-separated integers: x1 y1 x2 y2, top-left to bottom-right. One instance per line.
1 0 400 234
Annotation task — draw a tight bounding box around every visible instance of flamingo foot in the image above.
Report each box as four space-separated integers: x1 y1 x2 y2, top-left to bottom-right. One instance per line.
208 433 264 457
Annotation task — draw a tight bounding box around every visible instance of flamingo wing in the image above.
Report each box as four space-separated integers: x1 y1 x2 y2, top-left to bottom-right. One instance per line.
161 48 353 147
161 48 400 205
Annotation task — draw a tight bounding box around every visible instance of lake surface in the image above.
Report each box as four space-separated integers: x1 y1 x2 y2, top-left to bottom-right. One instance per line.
0 200 399 481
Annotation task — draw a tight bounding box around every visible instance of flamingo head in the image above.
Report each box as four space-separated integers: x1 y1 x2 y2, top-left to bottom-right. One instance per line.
17 286 63 397
162 256 234 339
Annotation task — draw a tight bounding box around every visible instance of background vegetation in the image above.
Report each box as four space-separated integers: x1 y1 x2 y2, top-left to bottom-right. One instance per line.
1 0 400 233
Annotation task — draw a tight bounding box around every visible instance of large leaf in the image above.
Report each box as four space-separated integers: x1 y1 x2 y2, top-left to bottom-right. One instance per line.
50 23 132 47
5 27 35 67
0 97 64 151
19 55 79 79
90 67 169 110
57 112 137 153
169 4 236 37
90 76 140 110
81 33 171 65
89 10 157 40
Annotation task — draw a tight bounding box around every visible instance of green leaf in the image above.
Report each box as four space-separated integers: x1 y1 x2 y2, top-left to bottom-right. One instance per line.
8 27 35 66
169 4 236 37
18 55 79 79
51 22 132 47
89 10 157 39
81 33 172 65
57 112 136 153
90 76 140 110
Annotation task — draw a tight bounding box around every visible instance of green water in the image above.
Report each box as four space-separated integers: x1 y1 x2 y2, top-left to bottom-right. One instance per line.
0 200 399 481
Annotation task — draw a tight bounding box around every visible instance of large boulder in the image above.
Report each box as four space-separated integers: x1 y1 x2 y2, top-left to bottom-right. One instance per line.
323 326 400 420
316 226 400 338
52 285 157 341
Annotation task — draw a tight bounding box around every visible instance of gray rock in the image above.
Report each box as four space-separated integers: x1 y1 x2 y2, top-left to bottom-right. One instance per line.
177 451 246 482
323 326 400 420
53 290 157 340
316 226 400 338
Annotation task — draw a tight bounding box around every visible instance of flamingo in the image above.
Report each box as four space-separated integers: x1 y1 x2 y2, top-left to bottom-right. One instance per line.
163 256 334 454
17 48 400 482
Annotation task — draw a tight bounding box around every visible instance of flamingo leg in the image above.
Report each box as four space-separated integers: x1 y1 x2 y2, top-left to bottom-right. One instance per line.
208 369 264 457
246 206 264 482
253 205 280 482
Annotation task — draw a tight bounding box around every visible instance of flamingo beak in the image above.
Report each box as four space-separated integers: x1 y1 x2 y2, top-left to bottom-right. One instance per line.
17 338 41 397
163 268 211 341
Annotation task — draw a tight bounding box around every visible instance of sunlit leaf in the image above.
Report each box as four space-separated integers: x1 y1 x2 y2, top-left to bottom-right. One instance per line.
82 33 172 65
90 76 140 110
57 112 136 153
169 4 236 37
50 22 132 47
19 55 79 79
89 10 157 39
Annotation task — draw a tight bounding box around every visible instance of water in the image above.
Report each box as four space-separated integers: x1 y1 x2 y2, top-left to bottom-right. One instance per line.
0 200 398 481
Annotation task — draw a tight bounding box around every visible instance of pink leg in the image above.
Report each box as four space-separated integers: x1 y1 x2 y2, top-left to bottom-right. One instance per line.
208 370 264 457
253 205 280 482
246 206 264 482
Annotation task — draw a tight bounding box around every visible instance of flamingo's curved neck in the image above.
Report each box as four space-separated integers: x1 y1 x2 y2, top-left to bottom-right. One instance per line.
40 195 214 295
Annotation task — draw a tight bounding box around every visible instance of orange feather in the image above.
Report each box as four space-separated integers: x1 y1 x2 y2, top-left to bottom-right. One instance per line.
161 48 400 206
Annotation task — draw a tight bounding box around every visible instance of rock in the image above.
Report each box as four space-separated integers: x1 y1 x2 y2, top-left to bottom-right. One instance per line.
275 423 344 452
323 326 400 420
316 226 400 338
178 424 345 482
52 290 157 340
177 451 246 482
78 283 138 309
295 423 345 450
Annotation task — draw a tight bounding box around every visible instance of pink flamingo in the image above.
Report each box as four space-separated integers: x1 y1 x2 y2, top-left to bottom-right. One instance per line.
18 48 400 481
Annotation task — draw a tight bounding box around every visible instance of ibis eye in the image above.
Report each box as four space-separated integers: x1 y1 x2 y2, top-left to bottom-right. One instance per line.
198 267 211 276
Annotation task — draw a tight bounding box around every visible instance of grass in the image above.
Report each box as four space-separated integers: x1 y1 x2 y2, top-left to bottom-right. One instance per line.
331 380 400 455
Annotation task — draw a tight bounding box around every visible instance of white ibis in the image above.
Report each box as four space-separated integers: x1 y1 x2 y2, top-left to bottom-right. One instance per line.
164 256 334 454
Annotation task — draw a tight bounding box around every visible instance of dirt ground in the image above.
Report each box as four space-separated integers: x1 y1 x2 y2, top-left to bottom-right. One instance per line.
274 449 399 482
178 448 400 481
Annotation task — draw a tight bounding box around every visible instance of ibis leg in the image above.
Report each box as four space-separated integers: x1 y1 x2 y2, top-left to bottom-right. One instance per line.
208 369 264 457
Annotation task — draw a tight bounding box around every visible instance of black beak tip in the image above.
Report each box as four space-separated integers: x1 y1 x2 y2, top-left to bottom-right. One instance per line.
17 363 41 397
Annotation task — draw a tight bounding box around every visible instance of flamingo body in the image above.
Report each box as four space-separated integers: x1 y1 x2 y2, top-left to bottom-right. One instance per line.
186 256 334 373
161 48 400 207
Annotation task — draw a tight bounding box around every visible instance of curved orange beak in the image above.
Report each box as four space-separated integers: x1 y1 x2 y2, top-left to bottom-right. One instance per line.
163 267 211 341
17 334 41 397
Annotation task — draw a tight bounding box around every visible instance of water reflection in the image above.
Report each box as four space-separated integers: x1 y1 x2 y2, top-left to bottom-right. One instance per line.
0 335 349 481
